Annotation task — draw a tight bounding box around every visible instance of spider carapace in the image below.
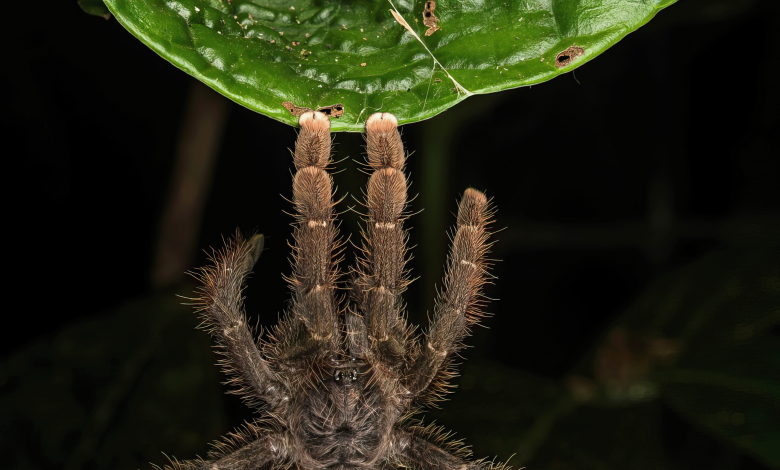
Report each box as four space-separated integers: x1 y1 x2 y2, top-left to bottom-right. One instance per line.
167 112 502 470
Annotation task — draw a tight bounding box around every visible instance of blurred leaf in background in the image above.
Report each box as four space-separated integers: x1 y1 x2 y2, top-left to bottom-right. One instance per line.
424 250 780 470
0 289 227 470
78 0 110 18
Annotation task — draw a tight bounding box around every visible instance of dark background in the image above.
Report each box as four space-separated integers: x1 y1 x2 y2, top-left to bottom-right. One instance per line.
1 0 778 469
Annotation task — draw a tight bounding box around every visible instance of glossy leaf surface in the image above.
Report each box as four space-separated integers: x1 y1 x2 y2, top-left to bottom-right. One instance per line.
103 0 676 131
79 0 110 17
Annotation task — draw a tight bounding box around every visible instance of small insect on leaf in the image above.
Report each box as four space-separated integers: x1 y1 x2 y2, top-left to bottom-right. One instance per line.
423 0 440 36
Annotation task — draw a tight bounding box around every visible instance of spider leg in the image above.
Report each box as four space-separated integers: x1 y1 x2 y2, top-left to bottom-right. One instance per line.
391 428 490 470
162 430 288 470
352 113 411 367
272 111 341 364
404 189 494 400
194 233 284 410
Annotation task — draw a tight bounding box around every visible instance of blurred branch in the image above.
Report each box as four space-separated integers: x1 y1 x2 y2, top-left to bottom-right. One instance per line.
513 396 578 463
151 82 229 289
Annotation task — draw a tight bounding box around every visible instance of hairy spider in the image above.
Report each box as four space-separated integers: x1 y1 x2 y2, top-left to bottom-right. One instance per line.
165 111 500 470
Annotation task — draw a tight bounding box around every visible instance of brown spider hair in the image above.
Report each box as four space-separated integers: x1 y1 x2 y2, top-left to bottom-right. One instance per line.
165 111 500 470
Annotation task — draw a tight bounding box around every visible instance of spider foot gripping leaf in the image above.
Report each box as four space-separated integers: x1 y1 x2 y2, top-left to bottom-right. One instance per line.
165 112 501 470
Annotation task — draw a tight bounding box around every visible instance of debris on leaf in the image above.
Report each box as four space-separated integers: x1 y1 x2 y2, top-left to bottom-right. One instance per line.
317 103 344 118
555 45 585 68
423 1 440 36
282 101 311 117
283 102 345 119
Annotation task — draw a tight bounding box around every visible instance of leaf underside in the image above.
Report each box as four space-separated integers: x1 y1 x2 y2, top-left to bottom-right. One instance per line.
80 0 111 17
104 0 676 131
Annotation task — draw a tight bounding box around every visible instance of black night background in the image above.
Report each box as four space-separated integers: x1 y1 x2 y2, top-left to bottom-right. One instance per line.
1 0 778 469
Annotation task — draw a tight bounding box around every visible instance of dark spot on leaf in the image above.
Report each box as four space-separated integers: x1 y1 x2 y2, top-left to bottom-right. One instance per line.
282 101 312 117
423 0 440 36
283 102 342 119
317 103 344 118
555 46 585 69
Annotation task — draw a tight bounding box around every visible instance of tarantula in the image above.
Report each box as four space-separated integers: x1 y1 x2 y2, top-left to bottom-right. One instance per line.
166 111 500 470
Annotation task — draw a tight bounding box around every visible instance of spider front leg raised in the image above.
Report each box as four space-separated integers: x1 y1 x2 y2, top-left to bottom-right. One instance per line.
352 113 412 369
167 111 504 470
404 188 494 400
193 233 285 411
271 111 342 366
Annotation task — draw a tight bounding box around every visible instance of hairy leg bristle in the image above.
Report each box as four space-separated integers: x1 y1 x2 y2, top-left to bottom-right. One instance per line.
403 187 495 403
365 112 405 170
294 111 331 170
272 109 341 364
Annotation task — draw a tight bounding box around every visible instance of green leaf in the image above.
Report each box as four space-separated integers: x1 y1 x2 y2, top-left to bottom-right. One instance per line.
660 339 780 468
103 0 676 131
79 0 110 18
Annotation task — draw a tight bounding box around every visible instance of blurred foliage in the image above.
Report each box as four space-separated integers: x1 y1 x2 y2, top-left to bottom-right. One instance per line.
431 250 780 469
98 0 675 130
0 289 227 470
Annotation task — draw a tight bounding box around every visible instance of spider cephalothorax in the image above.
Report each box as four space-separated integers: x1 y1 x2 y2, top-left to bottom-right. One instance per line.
166 111 500 470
